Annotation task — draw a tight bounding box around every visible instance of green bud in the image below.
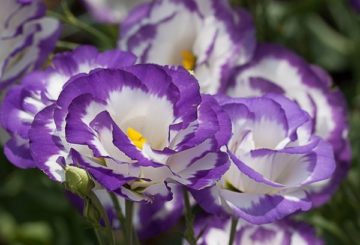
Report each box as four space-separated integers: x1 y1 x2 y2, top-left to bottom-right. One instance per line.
65 166 94 198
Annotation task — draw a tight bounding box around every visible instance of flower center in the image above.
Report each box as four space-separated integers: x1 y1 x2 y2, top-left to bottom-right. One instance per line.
181 50 196 71
127 127 147 150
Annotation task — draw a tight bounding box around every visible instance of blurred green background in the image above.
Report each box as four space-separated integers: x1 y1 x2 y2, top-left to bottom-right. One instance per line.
1 0 360 244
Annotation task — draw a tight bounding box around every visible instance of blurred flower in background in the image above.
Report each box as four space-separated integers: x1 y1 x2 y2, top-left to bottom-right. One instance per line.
0 0 60 90
187 215 323 245
350 0 360 12
83 0 148 23
119 0 255 93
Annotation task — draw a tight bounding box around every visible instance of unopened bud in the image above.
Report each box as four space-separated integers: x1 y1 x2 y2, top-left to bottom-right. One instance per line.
65 166 94 198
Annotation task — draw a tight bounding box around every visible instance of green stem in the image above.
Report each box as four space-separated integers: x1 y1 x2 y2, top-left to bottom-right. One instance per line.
133 229 140 245
109 192 127 243
183 190 196 245
228 217 238 245
94 228 105 245
88 192 115 245
88 192 111 229
125 200 134 245
259 0 270 41
48 2 113 49
56 40 79 50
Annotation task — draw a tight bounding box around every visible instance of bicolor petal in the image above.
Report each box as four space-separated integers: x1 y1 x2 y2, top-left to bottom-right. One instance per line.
186 215 323 245
0 0 60 89
193 95 336 224
29 65 231 202
225 44 350 206
119 0 255 94
1 46 135 169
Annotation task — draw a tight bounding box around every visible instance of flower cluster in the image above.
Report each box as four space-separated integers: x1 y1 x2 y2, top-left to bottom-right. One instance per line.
0 0 351 244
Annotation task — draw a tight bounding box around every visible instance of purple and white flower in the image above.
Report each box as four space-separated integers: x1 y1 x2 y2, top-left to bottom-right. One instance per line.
193 94 335 224
118 0 255 94
225 44 350 206
83 0 148 23
186 215 323 245
0 46 136 168
29 64 230 202
0 0 60 89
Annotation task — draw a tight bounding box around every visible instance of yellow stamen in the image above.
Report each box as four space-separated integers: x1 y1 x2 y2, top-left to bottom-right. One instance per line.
127 127 147 150
181 50 196 71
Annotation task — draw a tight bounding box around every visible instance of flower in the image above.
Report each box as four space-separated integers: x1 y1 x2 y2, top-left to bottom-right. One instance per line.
29 64 230 202
118 0 255 94
186 215 323 245
0 0 60 89
224 44 350 206
192 94 335 224
83 0 148 23
0 46 136 168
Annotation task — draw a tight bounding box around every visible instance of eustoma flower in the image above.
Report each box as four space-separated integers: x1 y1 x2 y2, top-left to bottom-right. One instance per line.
118 0 255 93
0 0 60 89
224 44 350 205
193 94 335 224
83 0 148 23
186 215 323 245
29 64 230 202
0 46 136 168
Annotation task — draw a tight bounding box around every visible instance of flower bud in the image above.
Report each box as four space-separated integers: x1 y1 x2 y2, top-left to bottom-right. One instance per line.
65 166 94 198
